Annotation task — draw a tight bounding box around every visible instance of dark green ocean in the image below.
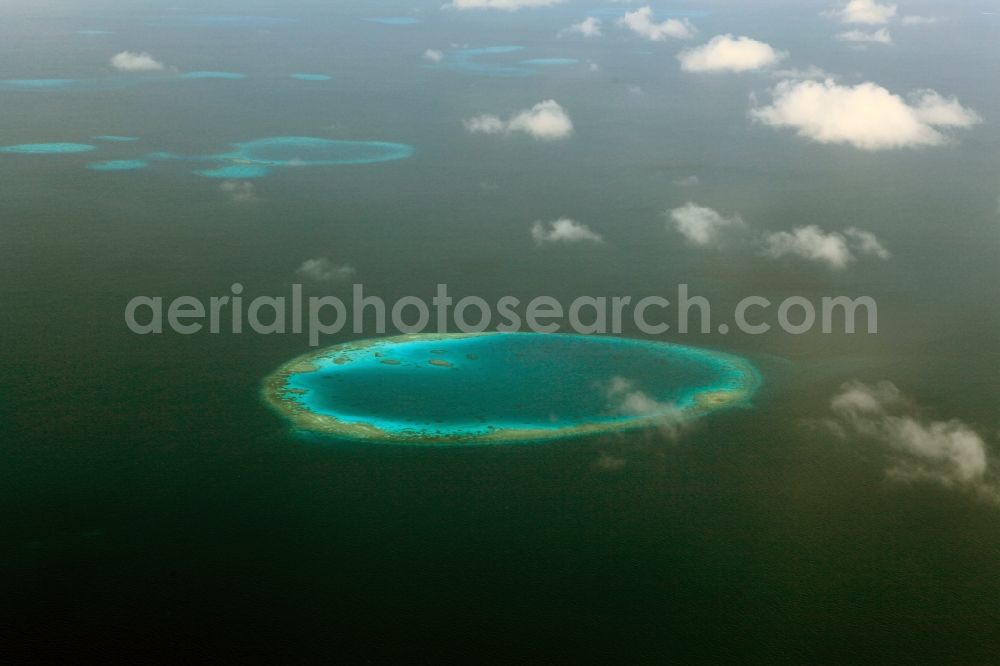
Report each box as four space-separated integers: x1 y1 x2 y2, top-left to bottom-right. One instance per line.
2 0 999 661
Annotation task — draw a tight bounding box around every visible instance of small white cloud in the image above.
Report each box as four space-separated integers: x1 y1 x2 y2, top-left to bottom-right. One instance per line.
668 203 745 248
762 226 853 268
673 175 699 187
836 28 893 44
110 51 165 72
605 377 685 437
219 180 257 203
446 0 565 10
762 225 889 268
423 49 444 62
828 381 997 500
296 258 357 283
464 115 507 135
532 217 603 245
828 0 897 24
465 100 573 141
605 378 657 415
901 15 937 25
751 79 980 150
618 6 695 41
594 453 627 472
912 90 982 127
563 16 602 37
845 227 891 259
678 34 786 73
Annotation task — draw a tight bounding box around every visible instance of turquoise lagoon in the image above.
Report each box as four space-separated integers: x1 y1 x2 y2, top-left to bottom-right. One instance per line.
263 333 761 445
183 136 415 178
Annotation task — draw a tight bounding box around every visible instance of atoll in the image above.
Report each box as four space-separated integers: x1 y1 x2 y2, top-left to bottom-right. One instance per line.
262 333 761 445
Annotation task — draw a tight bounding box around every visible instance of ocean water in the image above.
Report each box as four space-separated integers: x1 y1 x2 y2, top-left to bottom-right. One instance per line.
364 17 421 26
2 0 1000 661
290 73 331 81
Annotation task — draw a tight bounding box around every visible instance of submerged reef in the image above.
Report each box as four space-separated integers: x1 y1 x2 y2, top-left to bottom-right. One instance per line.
0 71 247 92
427 47 580 77
263 333 761 445
1 136 412 178
176 136 414 178
520 58 579 66
0 143 96 154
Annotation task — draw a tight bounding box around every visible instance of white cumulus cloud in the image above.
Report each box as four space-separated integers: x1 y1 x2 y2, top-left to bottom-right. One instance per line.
110 51 165 72
296 258 357 283
605 377 685 438
836 28 893 43
532 217 603 244
828 0 897 24
465 100 573 141
762 224 889 268
219 180 257 203
762 226 853 268
563 16 602 37
618 6 695 41
901 15 937 25
423 49 444 62
751 79 980 150
828 381 997 499
669 203 745 248
845 227 891 259
678 34 785 73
